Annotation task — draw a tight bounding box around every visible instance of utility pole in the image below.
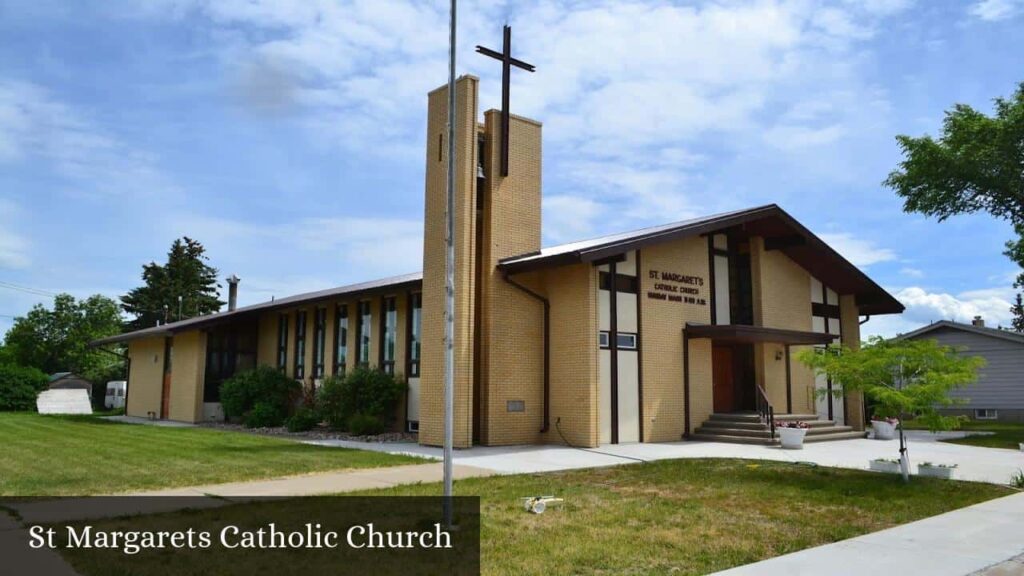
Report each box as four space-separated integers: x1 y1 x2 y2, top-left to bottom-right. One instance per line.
442 0 457 528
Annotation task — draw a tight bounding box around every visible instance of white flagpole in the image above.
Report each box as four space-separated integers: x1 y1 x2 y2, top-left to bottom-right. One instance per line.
443 0 457 527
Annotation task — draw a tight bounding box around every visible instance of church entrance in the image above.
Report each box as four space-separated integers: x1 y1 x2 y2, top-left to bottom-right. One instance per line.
712 343 756 413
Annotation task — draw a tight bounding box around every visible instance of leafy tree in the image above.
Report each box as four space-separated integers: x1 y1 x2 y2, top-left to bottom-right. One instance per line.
884 82 1024 330
0 363 49 411
799 337 984 481
122 237 224 330
2 294 124 383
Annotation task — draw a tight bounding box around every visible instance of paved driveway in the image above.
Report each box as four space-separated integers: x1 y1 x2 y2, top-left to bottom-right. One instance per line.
306 431 1024 485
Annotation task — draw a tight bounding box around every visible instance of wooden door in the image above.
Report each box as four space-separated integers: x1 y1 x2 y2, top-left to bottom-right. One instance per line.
712 346 735 413
160 374 171 419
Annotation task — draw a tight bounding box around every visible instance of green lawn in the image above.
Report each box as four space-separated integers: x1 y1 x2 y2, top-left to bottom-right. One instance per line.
0 412 421 496
904 419 1024 450
58 459 1014 576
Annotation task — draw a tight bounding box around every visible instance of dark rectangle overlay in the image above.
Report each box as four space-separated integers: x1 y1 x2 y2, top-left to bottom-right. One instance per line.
0 496 480 576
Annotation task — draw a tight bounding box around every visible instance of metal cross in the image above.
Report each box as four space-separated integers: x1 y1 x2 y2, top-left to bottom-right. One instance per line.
476 25 535 177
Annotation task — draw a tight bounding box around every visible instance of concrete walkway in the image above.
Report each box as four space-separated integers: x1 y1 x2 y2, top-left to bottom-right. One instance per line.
306 430 1024 485
709 491 1024 576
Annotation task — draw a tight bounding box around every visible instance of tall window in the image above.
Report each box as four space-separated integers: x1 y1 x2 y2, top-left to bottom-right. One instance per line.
294 310 307 380
276 314 288 370
334 304 348 376
313 307 326 379
408 293 422 378
357 301 372 367
380 297 397 374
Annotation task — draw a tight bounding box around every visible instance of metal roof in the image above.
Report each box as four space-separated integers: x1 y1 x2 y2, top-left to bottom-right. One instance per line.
91 272 422 346
896 320 1024 345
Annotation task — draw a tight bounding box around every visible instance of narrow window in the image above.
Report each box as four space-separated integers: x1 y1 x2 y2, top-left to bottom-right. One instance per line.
357 301 372 368
294 310 307 380
334 304 348 377
277 314 288 370
380 297 397 375
313 307 326 379
408 293 422 378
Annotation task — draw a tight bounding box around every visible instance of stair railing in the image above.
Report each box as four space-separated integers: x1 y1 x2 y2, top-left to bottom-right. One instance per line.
755 384 775 438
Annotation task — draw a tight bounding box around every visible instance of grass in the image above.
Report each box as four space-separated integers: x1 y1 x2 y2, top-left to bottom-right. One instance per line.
903 419 1024 450
56 459 1013 576
0 412 422 496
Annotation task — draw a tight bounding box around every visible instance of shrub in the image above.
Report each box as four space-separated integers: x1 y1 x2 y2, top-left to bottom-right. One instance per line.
317 367 406 432
285 406 321 432
244 402 285 428
0 364 49 411
220 366 300 426
347 413 385 436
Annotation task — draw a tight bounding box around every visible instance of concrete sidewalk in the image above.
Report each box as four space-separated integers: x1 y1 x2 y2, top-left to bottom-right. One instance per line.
709 491 1024 576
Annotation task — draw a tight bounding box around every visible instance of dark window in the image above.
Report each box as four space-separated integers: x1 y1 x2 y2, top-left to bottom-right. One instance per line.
204 325 256 402
334 304 348 376
313 307 326 379
357 301 371 367
380 297 397 375
277 314 288 370
408 293 422 378
599 331 609 348
294 310 307 380
600 331 637 350
729 248 754 326
598 272 639 293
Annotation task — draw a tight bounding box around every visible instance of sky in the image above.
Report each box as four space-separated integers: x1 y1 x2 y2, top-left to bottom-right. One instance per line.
1 0 1022 339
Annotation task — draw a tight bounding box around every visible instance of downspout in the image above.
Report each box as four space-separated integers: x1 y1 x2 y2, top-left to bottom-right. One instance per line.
502 270 550 433
859 315 871 325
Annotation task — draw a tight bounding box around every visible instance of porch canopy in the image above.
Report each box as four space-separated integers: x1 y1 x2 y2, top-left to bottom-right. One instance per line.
683 323 835 346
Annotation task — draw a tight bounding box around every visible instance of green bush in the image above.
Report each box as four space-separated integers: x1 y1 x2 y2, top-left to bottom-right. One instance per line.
317 367 406 432
244 402 285 428
220 366 300 427
0 364 49 411
285 406 321 432
347 413 385 436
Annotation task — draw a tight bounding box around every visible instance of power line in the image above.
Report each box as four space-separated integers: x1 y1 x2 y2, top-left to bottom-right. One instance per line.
0 280 59 298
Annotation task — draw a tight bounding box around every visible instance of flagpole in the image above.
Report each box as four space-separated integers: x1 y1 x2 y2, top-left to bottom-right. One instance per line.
443 0 457 528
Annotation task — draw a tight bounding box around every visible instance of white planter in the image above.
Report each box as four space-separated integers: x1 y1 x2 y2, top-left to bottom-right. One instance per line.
918 465 956 479
871 420 897 440
1019 443 1023 453
778 427 807 449
870 460 901 474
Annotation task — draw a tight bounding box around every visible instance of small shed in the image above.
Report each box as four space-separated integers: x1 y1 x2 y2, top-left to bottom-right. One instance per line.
48 372 94 394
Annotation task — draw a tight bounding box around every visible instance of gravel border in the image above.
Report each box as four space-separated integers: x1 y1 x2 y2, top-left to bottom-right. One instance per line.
200 421 417 443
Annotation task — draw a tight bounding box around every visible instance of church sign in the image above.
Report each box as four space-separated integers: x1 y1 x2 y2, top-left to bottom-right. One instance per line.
646 269 707 306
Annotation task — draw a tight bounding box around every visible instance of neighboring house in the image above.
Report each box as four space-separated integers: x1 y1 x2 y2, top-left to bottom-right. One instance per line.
898 317 1024 423
92 76 904 447
47 372 94 395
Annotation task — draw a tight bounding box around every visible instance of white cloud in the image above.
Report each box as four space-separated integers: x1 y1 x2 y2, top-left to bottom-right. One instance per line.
818 232 897 267
899 267 924 278
543 195 605 244
895 286 1015 328
969 0 1022 21
0 80 175 198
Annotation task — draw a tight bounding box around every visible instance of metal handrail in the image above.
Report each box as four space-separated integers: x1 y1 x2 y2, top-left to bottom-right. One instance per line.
755 384 775 437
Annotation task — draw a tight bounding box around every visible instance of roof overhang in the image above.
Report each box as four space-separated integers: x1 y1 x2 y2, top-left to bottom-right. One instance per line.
684 323 836 345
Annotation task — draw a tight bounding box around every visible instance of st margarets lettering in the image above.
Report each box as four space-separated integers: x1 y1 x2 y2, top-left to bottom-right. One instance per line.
646 270 706 306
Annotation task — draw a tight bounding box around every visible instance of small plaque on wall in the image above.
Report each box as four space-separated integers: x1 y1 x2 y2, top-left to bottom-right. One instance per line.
507 400 526 413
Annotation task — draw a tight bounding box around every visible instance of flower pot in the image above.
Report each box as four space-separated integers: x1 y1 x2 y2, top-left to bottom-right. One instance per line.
869 460 901 474
871 420 897 440
918 465 956 479
778 427 807 449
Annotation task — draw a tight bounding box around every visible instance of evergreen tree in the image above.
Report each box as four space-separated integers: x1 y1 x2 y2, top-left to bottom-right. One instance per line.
122 237 224 330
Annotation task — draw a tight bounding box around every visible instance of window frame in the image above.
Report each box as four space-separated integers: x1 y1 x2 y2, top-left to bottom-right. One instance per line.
276 314 288 371
974 408 998 420
356 300 372 368
293 310 307 380
313 307 327 379
334 304 348 377
407 292 422 378
380 296 397 375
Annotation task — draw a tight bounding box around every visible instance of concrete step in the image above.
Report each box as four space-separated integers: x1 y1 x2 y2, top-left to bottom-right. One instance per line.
694 427 773 438
690 433 778 445
803 430 866 443
700 420 771 431
805 425 854 436
774 414 819 421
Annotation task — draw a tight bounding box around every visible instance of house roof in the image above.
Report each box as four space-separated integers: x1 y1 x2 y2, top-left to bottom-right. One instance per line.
896 320 1024 346
498 204 904 316
91 272 422 346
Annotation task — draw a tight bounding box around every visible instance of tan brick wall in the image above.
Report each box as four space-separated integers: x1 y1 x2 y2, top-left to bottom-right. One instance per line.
126 337 165 418
750 237 816 414
477 110 545 446
420 76 479 448
639 239 713 440
168 330 205 423
840 293 866 430
541 264 599 447
256 312 278 368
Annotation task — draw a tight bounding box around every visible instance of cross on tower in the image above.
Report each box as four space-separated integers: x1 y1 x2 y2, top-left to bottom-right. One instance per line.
476 25 535 177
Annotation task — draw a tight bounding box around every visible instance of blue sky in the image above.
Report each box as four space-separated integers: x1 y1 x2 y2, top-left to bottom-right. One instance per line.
1 0 1022 339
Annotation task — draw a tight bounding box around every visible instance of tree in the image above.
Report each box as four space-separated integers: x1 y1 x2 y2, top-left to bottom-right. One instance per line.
2 294 125 383
799 337 984 481
884 82 1024 330
122 237 224 330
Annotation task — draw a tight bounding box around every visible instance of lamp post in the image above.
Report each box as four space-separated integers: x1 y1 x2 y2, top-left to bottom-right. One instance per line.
442 0 457 528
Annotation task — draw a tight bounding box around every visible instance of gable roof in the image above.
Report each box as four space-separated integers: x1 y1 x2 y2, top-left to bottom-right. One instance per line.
897 320 1024 346
498 204 904 315
91 272 422 346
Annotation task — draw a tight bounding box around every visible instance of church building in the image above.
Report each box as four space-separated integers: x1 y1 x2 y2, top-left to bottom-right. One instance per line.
94 75 904 448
